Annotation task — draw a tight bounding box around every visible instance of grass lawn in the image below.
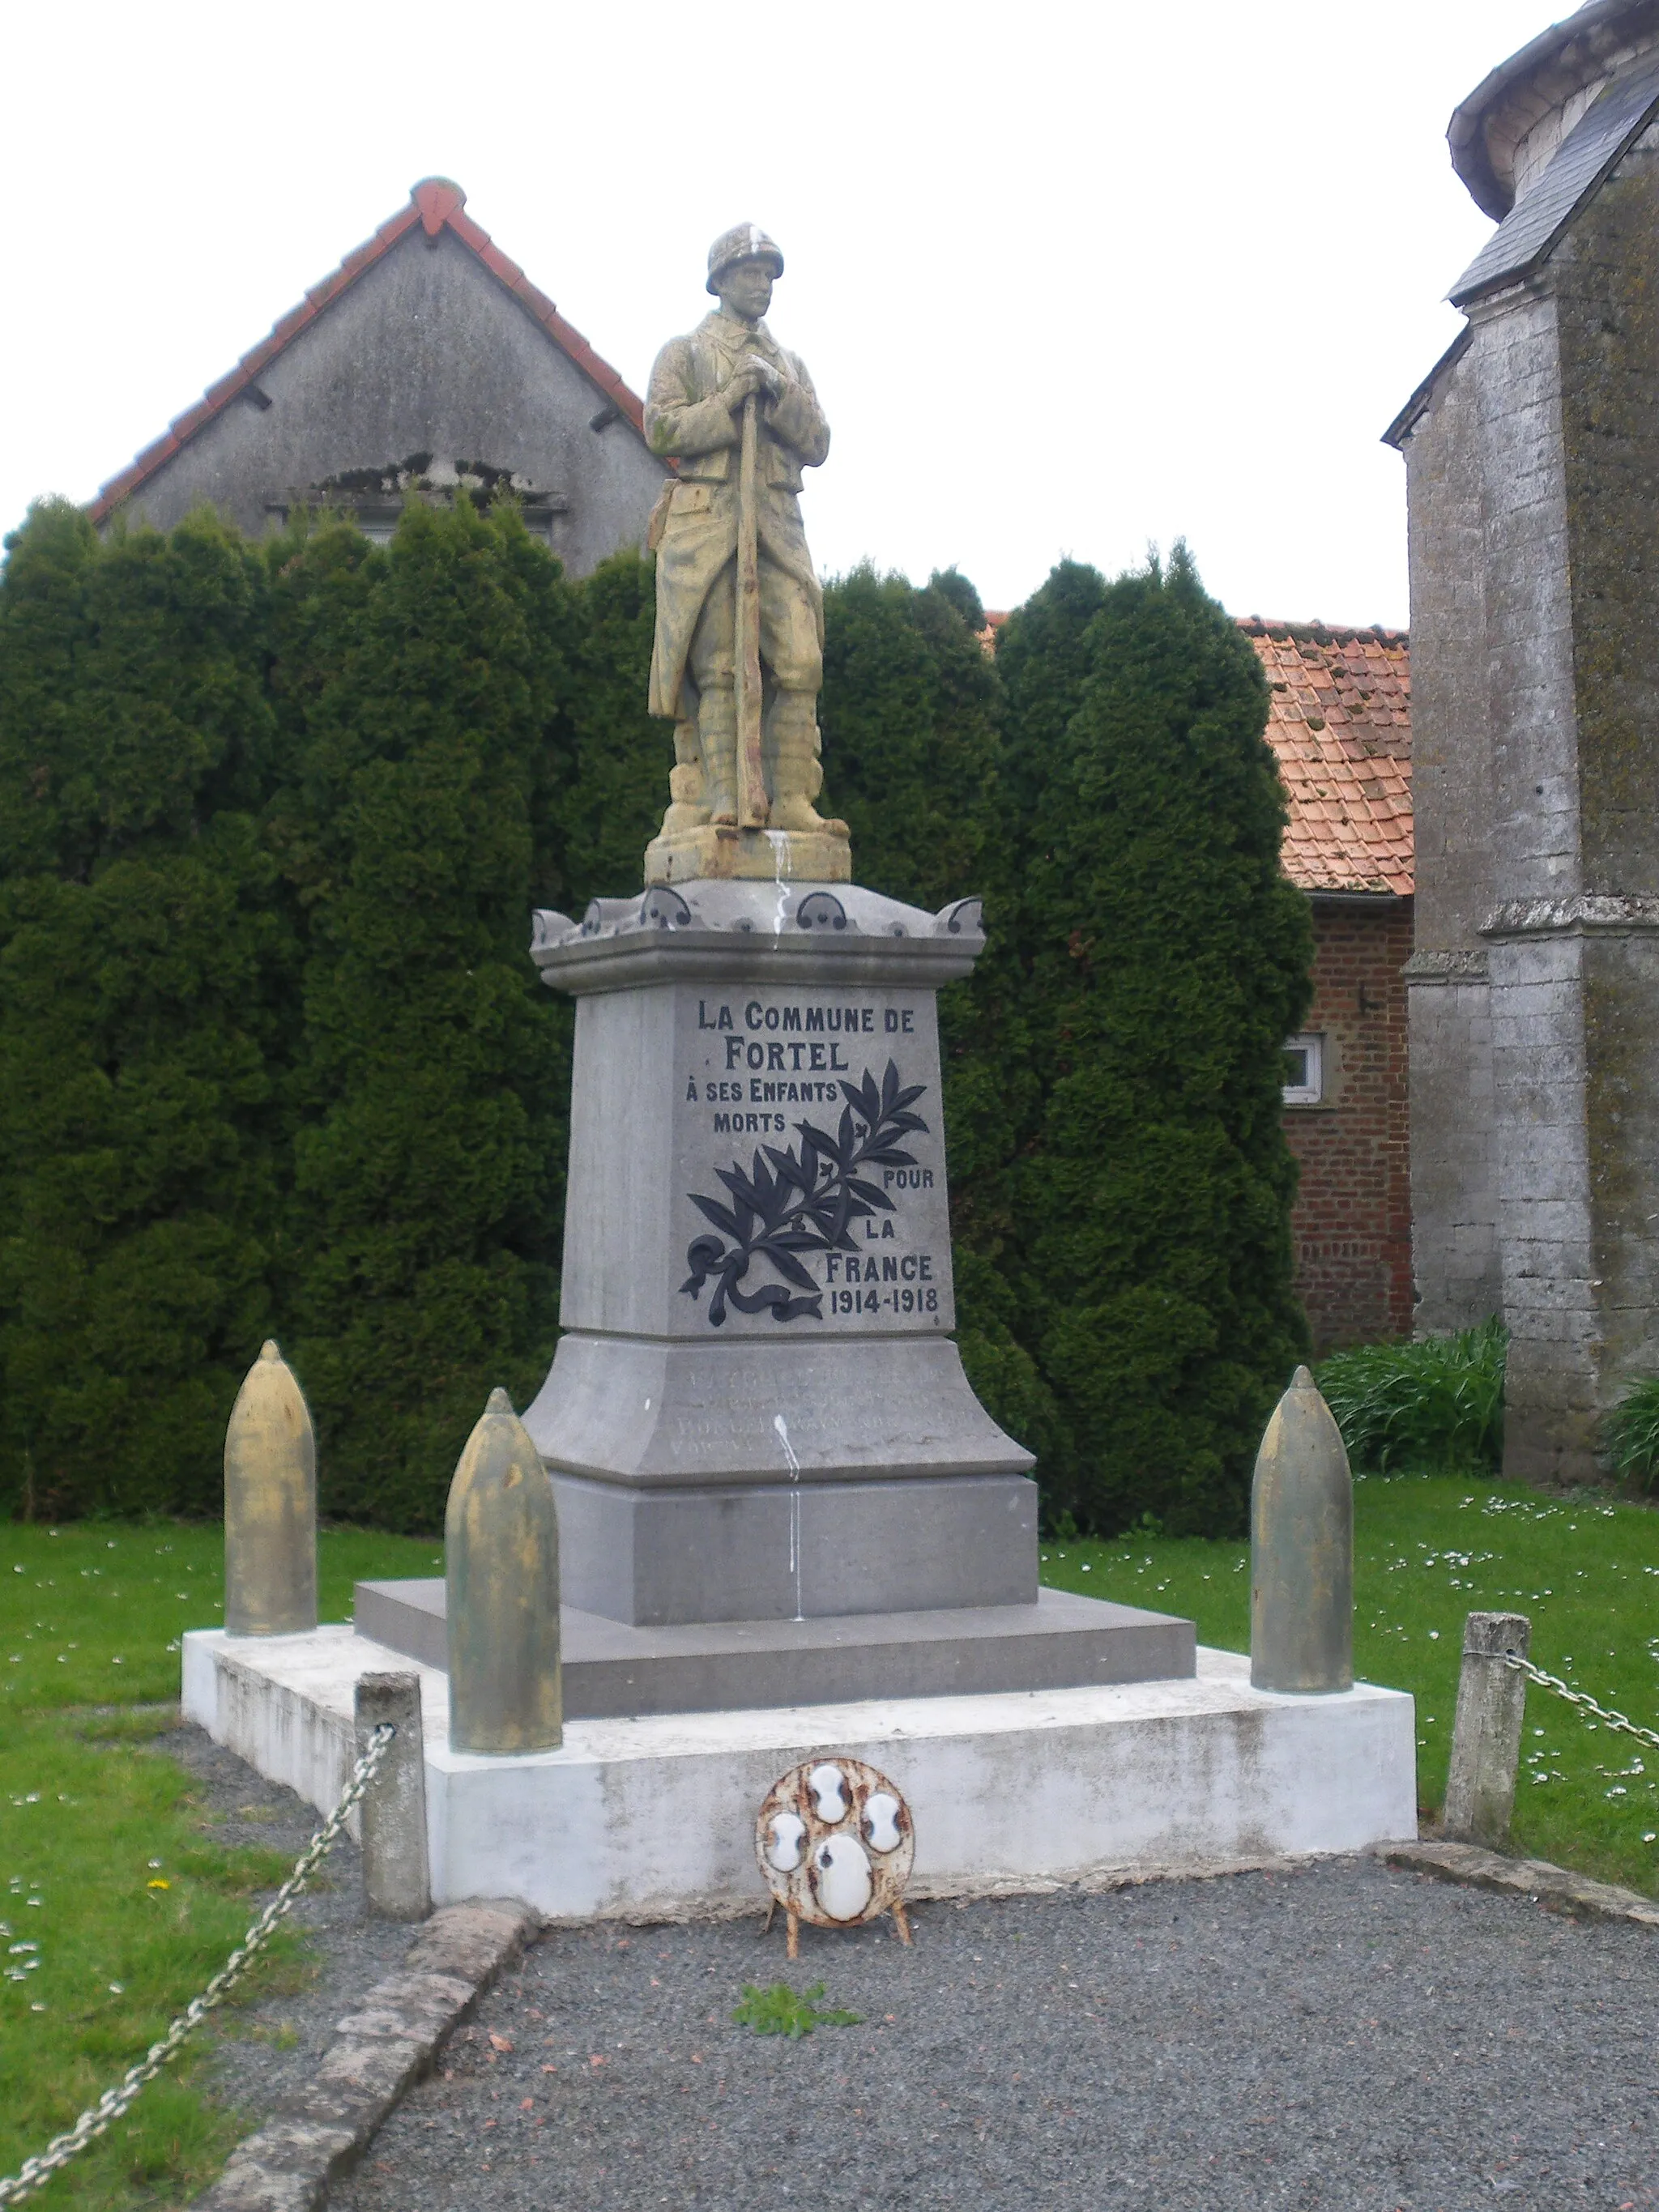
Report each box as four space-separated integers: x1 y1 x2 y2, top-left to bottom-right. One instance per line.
0 1520 437 2209
3 1480 1657 2201
1042 1472 1659 1895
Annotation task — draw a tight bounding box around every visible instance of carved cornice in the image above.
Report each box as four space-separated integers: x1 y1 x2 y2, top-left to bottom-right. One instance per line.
1480 893 1659 937
1404 948 1491 982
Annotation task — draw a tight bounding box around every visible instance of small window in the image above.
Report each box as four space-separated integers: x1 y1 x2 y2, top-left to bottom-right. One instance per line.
1282 1034 1324 1106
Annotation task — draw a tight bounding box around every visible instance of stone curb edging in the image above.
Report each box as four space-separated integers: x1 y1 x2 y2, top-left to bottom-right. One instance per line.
196 1898 540 2212
1381 1838 1659 1929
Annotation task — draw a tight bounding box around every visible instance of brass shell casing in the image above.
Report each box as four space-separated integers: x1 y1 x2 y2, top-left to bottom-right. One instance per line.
1250 1365 1354 1694
446 1388 563 1754
224 1340 318 1637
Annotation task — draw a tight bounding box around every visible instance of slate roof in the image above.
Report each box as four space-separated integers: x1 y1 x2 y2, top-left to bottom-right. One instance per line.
91 179 647 526
1242 619 1413 897
1449 0 1659 219
1450 54 1659 304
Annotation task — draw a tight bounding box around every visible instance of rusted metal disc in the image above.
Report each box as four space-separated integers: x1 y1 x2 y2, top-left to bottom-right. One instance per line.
754 1757 915 1929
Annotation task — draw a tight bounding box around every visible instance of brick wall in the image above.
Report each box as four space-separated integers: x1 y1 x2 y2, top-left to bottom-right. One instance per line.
1286 897 1414 1349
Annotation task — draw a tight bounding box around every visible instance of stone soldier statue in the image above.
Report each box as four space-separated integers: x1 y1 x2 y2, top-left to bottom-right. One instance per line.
642 224 850 881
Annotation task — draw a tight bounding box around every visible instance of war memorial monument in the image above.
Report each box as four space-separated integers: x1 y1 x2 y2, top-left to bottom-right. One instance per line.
182 228 1414 1918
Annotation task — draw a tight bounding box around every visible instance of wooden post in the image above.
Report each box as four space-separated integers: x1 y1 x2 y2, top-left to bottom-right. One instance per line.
224 1341 318 1638
1443 1610 1531 1846
355 1672 431 1921
733 391 767 829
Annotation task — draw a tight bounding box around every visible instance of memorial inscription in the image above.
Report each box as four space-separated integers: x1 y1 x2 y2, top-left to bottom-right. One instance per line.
672 982 953 1335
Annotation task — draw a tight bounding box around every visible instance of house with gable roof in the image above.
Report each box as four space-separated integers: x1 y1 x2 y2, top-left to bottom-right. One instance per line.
981 610 1416 1354
1245 618 1414 1353
92 178 664 577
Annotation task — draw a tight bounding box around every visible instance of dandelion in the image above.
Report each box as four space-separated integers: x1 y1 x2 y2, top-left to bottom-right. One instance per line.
147 1879 169 1891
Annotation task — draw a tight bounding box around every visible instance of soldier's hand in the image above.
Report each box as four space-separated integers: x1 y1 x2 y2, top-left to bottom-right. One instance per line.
725 356 782 409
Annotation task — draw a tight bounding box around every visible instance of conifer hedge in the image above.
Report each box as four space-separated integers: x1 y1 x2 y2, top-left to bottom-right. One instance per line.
0 503 1308 1536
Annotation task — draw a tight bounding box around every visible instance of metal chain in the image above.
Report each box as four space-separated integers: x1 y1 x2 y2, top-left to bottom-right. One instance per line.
1503 1651 1659 1754
0 1722 395 2207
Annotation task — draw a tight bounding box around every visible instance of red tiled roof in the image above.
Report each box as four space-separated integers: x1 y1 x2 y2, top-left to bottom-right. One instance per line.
90 179 648 526
1241 618 1413 897
978 609 1414 897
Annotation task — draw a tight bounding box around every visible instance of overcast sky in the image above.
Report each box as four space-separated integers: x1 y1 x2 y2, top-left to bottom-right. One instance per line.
7 0 1550 630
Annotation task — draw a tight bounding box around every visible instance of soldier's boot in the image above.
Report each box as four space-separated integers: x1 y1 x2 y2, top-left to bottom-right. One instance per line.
765 691 848 837
697 687 740 825
659 717 710 834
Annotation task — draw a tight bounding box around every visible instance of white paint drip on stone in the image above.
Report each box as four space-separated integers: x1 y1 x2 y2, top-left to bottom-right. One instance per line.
765 831 793 934
774 1413 804 1620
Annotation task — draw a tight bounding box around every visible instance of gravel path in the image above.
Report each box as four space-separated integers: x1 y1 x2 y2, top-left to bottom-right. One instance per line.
329 1857 1658 2212
152 1718 412 2128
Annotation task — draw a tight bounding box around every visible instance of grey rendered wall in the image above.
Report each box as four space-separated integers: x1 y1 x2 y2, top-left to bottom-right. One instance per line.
1549 140 1659 1460
1401 343 1500 1333
1405 129 1659 1480
1465 286 1604 1481
108 226 664 577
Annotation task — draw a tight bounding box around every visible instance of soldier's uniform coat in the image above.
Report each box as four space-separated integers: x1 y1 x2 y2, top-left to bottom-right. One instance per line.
644 309 830 721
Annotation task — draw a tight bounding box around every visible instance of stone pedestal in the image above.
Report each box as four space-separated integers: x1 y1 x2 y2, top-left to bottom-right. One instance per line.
523 879 1034 1626
182 1626 1418 1920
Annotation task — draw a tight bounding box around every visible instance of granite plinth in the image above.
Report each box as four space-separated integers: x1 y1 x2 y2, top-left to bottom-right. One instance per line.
548 1466 1037 1625
353 1579 1192 1716
525 880 1035 1625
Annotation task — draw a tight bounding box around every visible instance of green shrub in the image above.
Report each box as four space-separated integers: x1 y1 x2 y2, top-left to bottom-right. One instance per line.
0 512 1320 1540
1315 1318 1507 1474
1601 1374 1659 1490
272 498 575 1531
0 505 291 1519
1009 548 1314 1535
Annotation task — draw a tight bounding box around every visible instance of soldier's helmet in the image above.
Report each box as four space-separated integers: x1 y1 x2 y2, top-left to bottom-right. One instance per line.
706 224 784 294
